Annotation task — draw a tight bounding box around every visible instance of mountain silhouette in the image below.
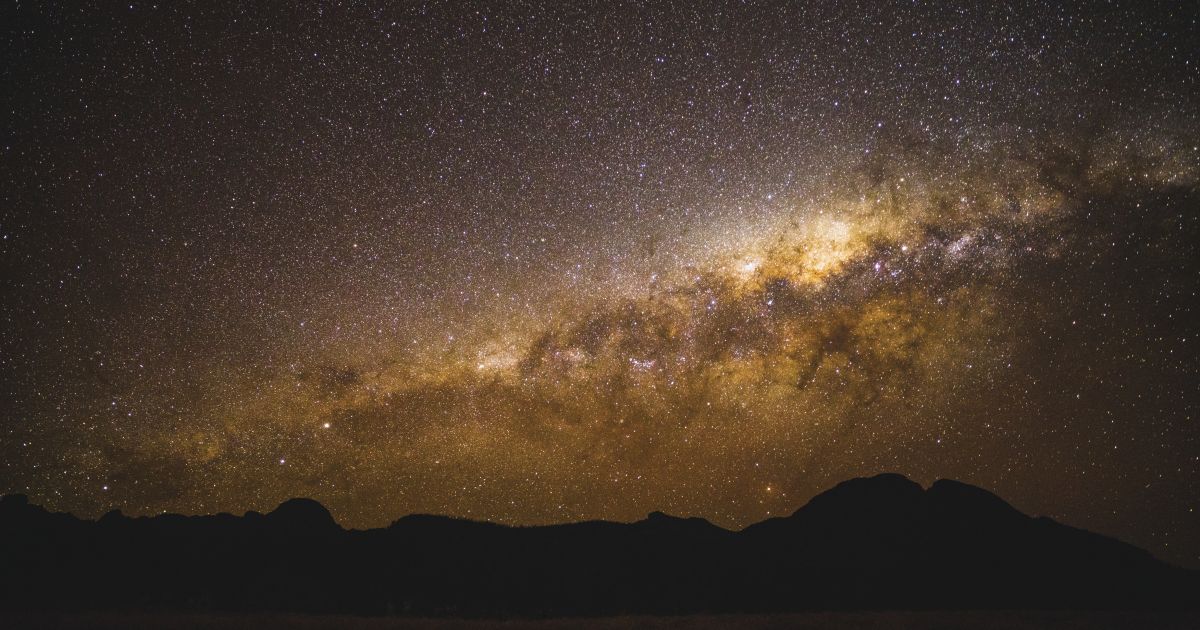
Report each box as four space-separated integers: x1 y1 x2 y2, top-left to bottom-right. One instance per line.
1 474 1195 616
264 497 342 534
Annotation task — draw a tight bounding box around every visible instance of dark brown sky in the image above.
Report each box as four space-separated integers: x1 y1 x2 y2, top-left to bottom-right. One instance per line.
2 1 1198 567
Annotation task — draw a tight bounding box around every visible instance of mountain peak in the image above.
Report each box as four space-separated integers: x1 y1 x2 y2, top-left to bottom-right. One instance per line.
794 472 924 518
640 510 710 526
98 509 127 524
265 498 340 532
927 478 1025 522
826 472 924 494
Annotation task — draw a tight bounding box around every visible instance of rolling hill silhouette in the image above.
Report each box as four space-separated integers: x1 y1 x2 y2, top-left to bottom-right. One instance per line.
1 474 1195 616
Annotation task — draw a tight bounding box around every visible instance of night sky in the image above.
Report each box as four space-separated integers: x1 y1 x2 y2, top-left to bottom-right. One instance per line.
3 2 1199 567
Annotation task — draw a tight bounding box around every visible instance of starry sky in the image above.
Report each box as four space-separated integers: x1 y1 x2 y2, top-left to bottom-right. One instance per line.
3 1 1199 566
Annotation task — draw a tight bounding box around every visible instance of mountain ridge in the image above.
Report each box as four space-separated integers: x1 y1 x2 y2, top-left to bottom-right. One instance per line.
2 474 1195 616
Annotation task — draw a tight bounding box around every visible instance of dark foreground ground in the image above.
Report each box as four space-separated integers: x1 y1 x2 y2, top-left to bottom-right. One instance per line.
4 612 1200 630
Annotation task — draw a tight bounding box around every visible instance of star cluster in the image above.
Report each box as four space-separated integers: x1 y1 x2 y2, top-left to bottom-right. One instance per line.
2 1 1198 566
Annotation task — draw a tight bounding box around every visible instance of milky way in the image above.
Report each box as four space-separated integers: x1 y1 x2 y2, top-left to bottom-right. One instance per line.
2 1 1198 566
